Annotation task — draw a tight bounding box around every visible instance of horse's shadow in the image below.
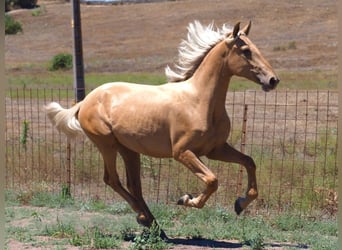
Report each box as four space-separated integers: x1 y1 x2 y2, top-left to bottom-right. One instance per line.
167 238 243 248
167 237 309 249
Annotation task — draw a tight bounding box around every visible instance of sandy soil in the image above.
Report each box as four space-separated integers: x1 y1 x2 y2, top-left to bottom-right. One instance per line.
5 0 337 74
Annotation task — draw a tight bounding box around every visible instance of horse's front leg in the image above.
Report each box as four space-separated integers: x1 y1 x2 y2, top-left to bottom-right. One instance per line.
174 150 218 208
207 143 258 215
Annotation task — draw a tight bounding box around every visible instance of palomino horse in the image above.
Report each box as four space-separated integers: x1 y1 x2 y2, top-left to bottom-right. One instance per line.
46 20 279 237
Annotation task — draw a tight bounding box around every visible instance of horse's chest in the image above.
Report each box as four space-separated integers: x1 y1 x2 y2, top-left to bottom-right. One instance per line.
191 123 229 155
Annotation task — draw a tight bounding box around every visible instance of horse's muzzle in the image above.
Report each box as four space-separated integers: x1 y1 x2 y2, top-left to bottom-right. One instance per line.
262 76 280 92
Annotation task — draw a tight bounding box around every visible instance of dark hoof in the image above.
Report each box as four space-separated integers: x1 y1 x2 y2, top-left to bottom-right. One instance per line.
234 198 243 215
177 194 193 205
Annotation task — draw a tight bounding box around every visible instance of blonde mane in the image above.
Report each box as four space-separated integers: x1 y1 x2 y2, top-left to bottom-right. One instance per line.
165 21 233 82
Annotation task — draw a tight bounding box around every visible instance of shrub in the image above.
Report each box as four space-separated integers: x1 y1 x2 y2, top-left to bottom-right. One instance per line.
32 5 46 16
18 0 38 9
49 53 73 71
5 0 13 12
6 0 38 11
5 14 23 35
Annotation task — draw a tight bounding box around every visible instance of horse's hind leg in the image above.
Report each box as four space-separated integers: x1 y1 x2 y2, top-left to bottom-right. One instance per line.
117 145 167 238
89 136 146 219
117 145 155 227
101 150 143 214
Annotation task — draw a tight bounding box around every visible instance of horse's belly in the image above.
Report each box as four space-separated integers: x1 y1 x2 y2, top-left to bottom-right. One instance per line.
110 102 174 157
115 132 173 158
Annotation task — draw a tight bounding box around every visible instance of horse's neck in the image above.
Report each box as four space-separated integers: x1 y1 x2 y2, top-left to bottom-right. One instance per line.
190 42 231 117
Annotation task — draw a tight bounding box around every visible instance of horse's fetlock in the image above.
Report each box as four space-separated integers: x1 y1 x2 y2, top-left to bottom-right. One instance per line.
208 177 218 191
136 213 151 227
103 176 110 185
196 202 205 209
247 188 258 200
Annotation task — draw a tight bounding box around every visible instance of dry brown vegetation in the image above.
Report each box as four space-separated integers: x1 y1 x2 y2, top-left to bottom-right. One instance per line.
5 0 337 76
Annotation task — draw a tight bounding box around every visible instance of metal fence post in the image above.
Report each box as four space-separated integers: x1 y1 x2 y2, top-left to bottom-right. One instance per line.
65 0 86 197
72 0 85 101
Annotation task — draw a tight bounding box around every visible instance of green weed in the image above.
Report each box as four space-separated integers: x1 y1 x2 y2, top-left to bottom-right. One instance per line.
60 184 71 199
80 198 107 212
43 217 75 238
20 120 29 149
246 232 265 250
29 191 74 208
31 211 43 222
106 202 132 215
130 221 170 250
7 226 33 243
31 5 46 16
92 226 121 249
241 216 267 249
274 213 305 231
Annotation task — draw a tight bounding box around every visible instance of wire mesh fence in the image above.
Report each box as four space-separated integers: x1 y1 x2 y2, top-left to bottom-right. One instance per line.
5 88 338 216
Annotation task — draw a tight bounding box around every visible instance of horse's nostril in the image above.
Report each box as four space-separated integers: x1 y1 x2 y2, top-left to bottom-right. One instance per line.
269 77 279 87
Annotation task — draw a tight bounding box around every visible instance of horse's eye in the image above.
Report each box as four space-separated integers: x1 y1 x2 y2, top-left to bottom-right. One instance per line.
241 46 251 59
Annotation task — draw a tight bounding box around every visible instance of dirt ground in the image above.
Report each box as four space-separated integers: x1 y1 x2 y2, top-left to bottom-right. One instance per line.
5 0 337 249
5 0 337 75
5 205 308 250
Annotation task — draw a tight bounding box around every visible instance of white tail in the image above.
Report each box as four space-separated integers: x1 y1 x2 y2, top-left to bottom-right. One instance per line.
45 101 84 139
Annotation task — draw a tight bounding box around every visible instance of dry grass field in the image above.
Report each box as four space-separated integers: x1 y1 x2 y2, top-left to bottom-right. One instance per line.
5 0 337 76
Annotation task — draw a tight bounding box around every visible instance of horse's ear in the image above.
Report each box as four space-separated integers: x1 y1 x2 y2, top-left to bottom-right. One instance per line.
241 20 252 36
225 21 240 45
232 22 240 38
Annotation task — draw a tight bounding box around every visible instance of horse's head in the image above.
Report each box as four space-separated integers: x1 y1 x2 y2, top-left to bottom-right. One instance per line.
225 21 279 92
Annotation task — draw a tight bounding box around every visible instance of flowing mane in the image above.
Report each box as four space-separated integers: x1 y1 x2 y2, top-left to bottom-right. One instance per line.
165 21 233 82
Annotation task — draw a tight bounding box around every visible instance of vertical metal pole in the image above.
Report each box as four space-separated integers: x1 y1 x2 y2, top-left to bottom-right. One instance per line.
72 0 85 102
67 0 85 197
